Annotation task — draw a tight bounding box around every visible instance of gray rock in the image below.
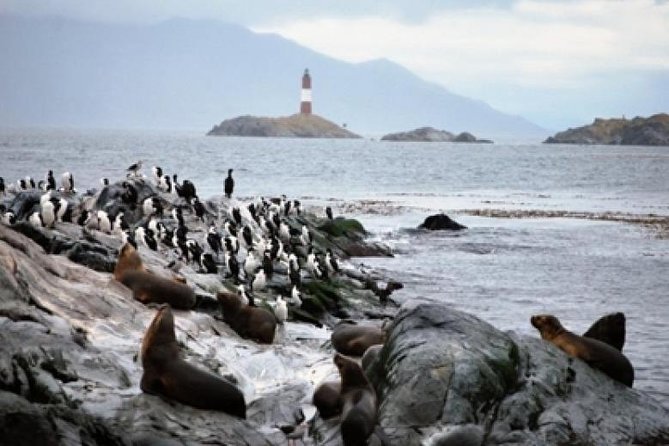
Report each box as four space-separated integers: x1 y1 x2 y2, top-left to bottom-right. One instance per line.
418 213 467 231
370 302 669 445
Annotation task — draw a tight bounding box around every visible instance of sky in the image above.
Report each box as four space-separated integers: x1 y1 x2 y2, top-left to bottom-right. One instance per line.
2 0 668 129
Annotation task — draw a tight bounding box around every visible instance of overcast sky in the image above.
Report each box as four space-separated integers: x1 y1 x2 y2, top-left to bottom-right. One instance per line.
3 0 668 129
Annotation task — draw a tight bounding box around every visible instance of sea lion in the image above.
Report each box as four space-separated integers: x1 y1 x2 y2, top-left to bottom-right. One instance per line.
312 380 342 419
334 353 377 446
217 291 276 344
140 305 246 417
583 312 626 351
331 323 385 357
114 243 196 310
531 314 634 387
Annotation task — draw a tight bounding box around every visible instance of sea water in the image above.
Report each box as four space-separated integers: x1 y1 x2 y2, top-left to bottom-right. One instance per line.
1 128 668 405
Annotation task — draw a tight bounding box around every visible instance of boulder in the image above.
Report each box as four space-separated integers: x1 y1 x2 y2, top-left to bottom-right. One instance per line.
418 214 467 231
367 303 669 445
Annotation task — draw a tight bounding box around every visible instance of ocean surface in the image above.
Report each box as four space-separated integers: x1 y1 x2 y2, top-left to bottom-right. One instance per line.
1 128 668 406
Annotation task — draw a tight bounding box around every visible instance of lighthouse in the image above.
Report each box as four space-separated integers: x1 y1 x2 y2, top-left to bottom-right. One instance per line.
300 69 312 115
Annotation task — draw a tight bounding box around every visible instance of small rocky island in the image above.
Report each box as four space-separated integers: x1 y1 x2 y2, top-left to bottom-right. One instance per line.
381 126 493 143
544 113 669 146
207 114 360 139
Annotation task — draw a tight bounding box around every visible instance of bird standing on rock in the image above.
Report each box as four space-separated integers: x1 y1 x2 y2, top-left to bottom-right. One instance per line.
225 169 234 199
127 160 143 177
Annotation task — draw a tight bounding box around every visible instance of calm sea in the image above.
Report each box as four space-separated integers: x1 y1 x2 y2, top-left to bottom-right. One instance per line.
1 128 668 405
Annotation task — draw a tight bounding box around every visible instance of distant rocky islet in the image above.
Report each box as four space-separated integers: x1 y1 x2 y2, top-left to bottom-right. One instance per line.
207 113 360 139
544 113 669 146
380 126 493 143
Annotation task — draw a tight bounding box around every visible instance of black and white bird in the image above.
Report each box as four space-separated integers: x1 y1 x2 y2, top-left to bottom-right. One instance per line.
121 229 138 249
273 295 288 324
142 196 163 217
251 270 267 292
61 172 75 193
325 206 334 220
231 207 242 226
100 178 110 187
206 226 223 256
1 210 16 225
181 180 197 205
223 220 237 238
192 198 206 221
241 225 253 248
77 209 90 226
289 286 302 307
28 210 44 228
225 252 240 282
46 170 56 191
224 169 234 199
127 160 143 177
159 175 172 193
147 217 165 239
224 235 239 254
325 248 340 275
171 207 185 227
0 177 5 196
97 210 112 233
135 226 158 251
113 212 129 233
186 239 204 264
237 284 253 306
121 182 138 209
152 166 163 184
200 253 218 274
278 221 291 244
262 249 274 279
300 226 311 246
243 248 261 277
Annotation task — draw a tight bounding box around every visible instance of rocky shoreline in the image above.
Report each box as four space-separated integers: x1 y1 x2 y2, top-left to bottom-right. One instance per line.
1 172 669 444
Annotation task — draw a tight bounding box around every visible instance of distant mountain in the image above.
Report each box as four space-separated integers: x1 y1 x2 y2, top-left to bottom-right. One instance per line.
0 15 545 138
545 114 669 146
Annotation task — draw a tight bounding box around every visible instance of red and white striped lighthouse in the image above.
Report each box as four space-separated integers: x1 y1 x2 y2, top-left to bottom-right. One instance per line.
300 69 312 115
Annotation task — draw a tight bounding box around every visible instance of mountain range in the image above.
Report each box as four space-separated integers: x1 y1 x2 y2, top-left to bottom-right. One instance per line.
0 15 546 138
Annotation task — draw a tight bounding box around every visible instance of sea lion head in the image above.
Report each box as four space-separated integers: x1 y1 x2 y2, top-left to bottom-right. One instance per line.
217 291 242 315
334 353 369 389
141 304 179 365
114 242 144 280
530 314 565 341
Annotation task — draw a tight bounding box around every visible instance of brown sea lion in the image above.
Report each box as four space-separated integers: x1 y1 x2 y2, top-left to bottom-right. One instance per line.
583 312 626 351
531 314 634 387
217 291 276 344
312 380 342 419
114 243 195 310
141 304 246 417
334 353 377 446
331 323 385 357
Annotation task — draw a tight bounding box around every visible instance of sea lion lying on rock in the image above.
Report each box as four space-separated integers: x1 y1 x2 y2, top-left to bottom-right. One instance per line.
141 305 246 418
583 312 626 351
531 314 634 387
216 291 276 344
113 243 195 310
334 353 377 446
331 322 386 357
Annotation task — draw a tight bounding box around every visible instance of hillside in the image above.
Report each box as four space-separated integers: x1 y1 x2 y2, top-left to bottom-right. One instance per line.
207 114 360 138
544 113 669 146
0 15 545 137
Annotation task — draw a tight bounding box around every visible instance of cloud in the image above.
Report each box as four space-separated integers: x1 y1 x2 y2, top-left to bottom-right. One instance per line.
254 0 669 92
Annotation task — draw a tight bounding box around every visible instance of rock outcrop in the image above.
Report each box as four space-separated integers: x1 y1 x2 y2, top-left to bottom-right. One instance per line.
381 126 492 143
544 113 669 146
364 303 669 445
418 213 467 231
207 114 361 138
